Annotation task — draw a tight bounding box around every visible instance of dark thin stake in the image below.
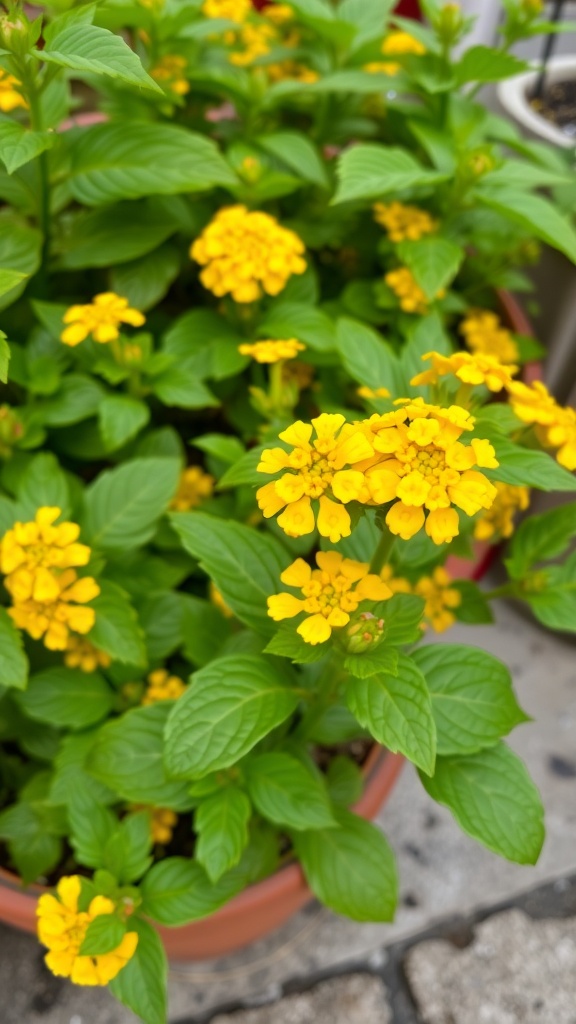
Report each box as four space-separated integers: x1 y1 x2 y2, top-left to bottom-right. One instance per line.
532 0 565 100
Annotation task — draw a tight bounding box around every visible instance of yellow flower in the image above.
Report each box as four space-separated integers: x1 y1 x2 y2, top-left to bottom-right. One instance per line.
37 876 138 987
151 54 190 96
507 380 576 471
239 338 305 363
0 507 91 599
142 668 186 705
474 482 530 540
373 202 437 243
170 466 214 511
263 3 294 23
460 310 519 364
382 30 426 56
191 205 306 303
229 21 277 65
411 351 518 392
61 293 145 347
358 386 391 401
202 0 251 20
359 398 499 545
150 807 178 844
267 60 319 83
209 581 234 618
268 550 393 645
0 69 28 112
385 267 445 314
380 564 412 595
256 413 375 542
64 636 112 673
363 61 401 75
414 566 461 632
8 569 100 650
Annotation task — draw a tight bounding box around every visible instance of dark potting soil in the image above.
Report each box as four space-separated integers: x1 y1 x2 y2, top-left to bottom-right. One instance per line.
530 78 576 139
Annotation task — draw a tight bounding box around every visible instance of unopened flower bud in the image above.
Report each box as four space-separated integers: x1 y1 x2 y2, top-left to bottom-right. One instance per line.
0 10 36 56
240 156 263 183
343 611 386 653
436 2 464 45
0 405 23 457
521 0 543 17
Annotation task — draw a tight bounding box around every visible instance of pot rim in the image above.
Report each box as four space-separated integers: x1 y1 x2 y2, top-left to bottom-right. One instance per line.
496 55 576 149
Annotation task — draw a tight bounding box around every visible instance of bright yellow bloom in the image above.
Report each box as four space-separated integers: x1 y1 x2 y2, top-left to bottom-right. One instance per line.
380 564 412 595
374 202 437 243
142 668 186 705
382 30 426 56
358 398 499 545
0 69 28 112
8 569 100 650
64 636 111 673
268 550 393 645
508 380 576 471
263 3 293 23
191 205 306 304
363 61 401 75
411 351 518 392
358 386 391 401
414 566 461 632
170 466 214 511
256 413 375 542
202 0 251 20
267 60 319 83
229 21 277 65
151 54 190 96
61 293 145 347
0 507 91 599
474 482 530 540
385 267 445 314
239 338 305 363
150 807 178 844
37 876 137 987
460 310 519 365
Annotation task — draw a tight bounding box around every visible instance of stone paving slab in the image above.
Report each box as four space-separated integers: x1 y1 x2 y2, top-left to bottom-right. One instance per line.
406 908 576 1024
209 975 391 1024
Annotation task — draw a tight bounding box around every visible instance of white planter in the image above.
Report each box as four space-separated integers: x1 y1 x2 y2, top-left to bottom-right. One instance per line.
497 55 576 148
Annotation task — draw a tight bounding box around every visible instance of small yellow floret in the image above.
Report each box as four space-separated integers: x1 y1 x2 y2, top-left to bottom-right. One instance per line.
460 310 519 364
151 54 190 95
64 636 111 673
411 351 518 392
61 293 145 347
142 668 186 705
202 0 251 20
0 69 28 112
507 380 576 471
385 267 445 314
415 566 461 632
170 466 214 511
374 202 437 243
474 482 530 540
239 338 305 363
382 30 426 56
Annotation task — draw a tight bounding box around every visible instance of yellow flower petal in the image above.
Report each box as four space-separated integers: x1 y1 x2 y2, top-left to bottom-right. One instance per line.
297 613 332 645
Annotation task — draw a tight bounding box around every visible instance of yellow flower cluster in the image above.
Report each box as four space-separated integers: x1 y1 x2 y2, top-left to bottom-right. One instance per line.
268 550 392 645
142 668 186 705
411 351 518 393
230 20 277 65
508 380 576 471
239 338 305 363
150 807 178 844
202 0 251 20
61 293 145 347
358 386 391 401
37 876 138 986
64 636 111 673
474 482 530 540
0 508 100 651
151 54 190 96
0 69 27 112
460 310 519 365
256 413 375 543
373 202 437 243
365 30 426 75
414 566 461 633
191 205 306 303
267 60 318 83
380 564 411 595
171 466 214 511
385 267 445 314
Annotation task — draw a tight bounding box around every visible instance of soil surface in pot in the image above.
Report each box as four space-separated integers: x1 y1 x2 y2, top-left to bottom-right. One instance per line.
530 79 576 139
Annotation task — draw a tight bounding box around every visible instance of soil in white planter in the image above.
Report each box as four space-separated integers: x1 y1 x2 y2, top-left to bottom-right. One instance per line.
531 79 576 139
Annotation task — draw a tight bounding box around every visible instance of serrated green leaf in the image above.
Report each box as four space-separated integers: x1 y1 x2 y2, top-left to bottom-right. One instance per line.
109 918 167 1024
326 755 364 806
477 188 576 264
264 623 328 664
88 580 147 667
334 144 448 205
83 457 180 552
0 607 29 691
397 237 463 300
38 20 161 93
486 434 576 492
380 593 426 644
16 452 70 518
336 316 402 393
505 503 576 579
139 856 245 927
246 752 336 831
257 132 329 189
80 914 127 956
343 645 399 679
455 46 527 85
16 667 113 730
196 788 251 883
0 121 55 174
99 395 150 452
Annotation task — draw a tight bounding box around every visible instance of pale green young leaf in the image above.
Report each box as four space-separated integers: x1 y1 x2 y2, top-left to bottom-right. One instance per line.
455 46 527 85
334 144 449 205
80 915 127 957
420 742 544 864
257 132 329 189
109 918 167 1024
0 121 55 175
38 21 162 93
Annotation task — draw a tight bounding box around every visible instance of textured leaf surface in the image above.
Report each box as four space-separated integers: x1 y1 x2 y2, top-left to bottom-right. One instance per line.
246 753 336 831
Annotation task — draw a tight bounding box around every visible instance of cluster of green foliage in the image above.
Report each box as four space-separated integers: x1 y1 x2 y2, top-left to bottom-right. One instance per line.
0 1 575 1021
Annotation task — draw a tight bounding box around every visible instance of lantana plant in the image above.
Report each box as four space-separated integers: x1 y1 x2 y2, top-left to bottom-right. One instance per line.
0 0 575 1021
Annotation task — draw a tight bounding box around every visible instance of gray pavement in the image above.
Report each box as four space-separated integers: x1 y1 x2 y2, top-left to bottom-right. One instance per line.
1 599 575 1023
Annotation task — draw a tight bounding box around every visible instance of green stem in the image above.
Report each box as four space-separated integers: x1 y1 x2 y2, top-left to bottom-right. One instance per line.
369 525 396 575
21 66 51 277
483 582 519 601
269 360 284 413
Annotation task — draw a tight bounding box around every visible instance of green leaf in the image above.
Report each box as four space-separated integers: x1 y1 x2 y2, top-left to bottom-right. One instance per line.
486 434 576 492
453 580 494 625
525 553 576 632
455 45 527 85
381 593 426 644
343 645 399 679
336 316 402 393
257 132 329 189
0 121 55 175
38 17 161 93
170 511 287 636
15 667 113 730
0 608 29 691
151 360 218 409
294 808 397 922
0 275 24 308
217 446 265 489
260 302 336 353
164 654 299 779
347 653 436 775
246 753 336 831
181 594 231 667
326 755 364 806
505 503 576 579
110 244 181 311
0 212 42 311
0 802 62 884
333 144 448 205
80 914 127 956
420 742 544 864
195 788 251 883
99 395 150 452
112 810 153 883
16 452 70 518
39 374 106 426
88 580 147 667
193 434 245 466
264 623 328 664
139 856 245 927
109 918 167 1024
397 237 463 300
50 731 116 808
88 703 192 810
68 121 237 206
477 188 576 264
412 645 528 757
60 199 181 270
68 788 118 869
83 457 180 552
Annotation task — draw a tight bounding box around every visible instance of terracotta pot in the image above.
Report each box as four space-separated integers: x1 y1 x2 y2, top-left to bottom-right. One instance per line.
0 288 537 958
